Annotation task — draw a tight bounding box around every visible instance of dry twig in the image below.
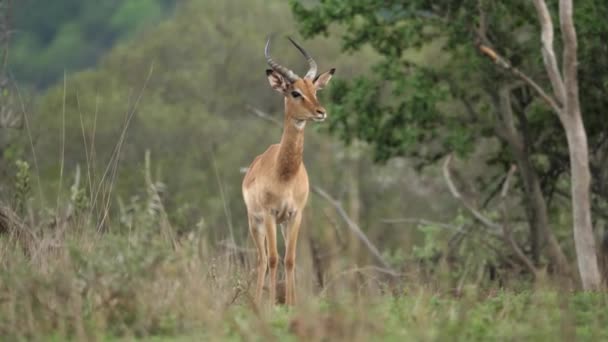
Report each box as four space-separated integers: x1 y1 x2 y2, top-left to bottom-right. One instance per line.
443 155 538 276
312 186 397 275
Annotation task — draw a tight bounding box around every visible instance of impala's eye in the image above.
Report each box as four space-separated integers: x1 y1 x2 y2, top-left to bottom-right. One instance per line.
291 91 301 98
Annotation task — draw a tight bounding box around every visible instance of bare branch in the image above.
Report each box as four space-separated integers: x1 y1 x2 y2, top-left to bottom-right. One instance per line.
500 165 518 198
444 157 538 276
443 155 463 199
312 185 398 275
442 155 502 234
477 44 561 114
247 105 282 127
532 0 567 106
497 84 524 151
381 217 464 233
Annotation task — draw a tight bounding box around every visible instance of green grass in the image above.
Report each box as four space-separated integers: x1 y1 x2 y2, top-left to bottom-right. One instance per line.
1 227 607 342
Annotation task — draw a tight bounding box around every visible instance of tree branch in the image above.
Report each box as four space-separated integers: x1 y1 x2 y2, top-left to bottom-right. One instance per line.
381 217 464 233
558 0 579 118
442 154 502 234
477 44 562 114
247 105 282 127
444 155 539 276
532 0 567 106
312 185 398 275
497 84 524 151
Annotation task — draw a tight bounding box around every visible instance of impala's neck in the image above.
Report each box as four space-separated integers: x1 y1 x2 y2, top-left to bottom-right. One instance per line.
277 107 305 181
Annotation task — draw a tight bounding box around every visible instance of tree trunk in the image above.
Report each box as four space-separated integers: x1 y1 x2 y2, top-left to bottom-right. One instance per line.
494 87 570 273
484 0 602 289
601 231 608 284
558 0 602 290
518 156 570 271
563 114 602 290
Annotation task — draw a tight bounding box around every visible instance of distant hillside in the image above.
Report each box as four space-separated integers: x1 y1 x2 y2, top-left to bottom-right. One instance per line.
9 0 174 88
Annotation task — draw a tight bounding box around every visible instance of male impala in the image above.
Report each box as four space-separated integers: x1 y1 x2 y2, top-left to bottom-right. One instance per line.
242 36 334 306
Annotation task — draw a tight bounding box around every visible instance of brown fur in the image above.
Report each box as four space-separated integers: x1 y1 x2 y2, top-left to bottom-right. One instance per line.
242 68 334 307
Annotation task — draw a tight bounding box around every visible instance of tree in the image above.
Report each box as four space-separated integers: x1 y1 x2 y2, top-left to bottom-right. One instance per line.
529 0 600 289
477 0 601 290
290 0 608 285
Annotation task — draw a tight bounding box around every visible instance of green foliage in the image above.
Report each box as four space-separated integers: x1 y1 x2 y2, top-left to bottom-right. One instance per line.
412 224 442 260
289 0 608 275
406 212 520 289
290 0 608 183
109 0 164 34
327 66 459 163
291 0 493 164
10 0 173 87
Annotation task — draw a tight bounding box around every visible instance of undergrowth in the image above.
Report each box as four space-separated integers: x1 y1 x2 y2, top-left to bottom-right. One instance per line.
1 143 606 341
0 158 606 341
0 224 607 341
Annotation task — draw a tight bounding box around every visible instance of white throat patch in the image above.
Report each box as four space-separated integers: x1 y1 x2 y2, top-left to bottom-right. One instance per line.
293 119 306 130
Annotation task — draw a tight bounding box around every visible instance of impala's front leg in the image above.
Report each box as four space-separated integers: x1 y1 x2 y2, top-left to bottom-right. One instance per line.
284 212 302 306
248 215 267 305
264 214 279 306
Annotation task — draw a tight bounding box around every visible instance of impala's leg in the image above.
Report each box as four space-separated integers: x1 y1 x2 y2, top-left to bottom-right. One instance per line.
249 215 266 305
284 212 302 306
264 214 279 305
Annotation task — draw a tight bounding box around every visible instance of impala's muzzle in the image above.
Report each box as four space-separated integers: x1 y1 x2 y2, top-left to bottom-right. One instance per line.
313 108 326 122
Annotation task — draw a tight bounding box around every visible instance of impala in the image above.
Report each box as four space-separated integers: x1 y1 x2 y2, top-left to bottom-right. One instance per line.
242 36 334 306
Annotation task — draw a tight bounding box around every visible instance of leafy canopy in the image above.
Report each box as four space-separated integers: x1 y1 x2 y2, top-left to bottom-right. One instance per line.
290 0 608 184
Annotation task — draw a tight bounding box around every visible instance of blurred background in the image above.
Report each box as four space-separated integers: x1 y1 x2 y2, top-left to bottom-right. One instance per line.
1 0 457 266
1 0 608 338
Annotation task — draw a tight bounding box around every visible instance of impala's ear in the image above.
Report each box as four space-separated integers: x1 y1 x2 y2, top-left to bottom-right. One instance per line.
313 68 335 90
266 69 290 94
